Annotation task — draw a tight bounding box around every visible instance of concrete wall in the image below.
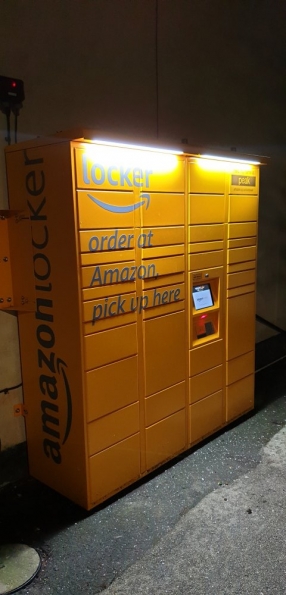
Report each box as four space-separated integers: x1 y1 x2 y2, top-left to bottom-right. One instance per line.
0 0 285 450
257 154 286 330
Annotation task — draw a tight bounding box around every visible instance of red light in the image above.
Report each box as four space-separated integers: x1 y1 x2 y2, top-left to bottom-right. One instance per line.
11 81 17 88
200 314 207 319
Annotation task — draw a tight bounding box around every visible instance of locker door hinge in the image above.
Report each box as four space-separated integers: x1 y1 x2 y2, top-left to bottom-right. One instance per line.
14 403 28 417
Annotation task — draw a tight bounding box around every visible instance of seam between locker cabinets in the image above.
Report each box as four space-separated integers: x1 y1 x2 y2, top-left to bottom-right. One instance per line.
71 142 94 507
185 157 191 446
135 185 146 475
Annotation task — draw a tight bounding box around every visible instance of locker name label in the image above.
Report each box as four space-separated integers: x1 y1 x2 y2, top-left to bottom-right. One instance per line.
92 287 181 323
82 154 153 187
231 175 256 186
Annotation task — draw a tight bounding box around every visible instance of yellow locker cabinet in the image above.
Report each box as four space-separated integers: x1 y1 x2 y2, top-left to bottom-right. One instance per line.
4 136 263 509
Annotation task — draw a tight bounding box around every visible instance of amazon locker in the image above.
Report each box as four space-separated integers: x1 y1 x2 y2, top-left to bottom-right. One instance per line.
3 133 263 509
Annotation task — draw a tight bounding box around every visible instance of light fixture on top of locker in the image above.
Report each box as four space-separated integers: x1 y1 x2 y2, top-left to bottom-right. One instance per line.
200 154 261 165
90 138 184 155
84 139 182 174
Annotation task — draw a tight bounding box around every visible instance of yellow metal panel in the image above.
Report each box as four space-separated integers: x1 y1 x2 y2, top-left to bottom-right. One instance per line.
190 390 223 445
228 222 257 238
227 246 256 265
227 284 255 298
144 311 186 396
226 351 254 386
226 375 254 422
75 147 185 192
143 299 185 320
188 195 225 224
84 311 137 335
143 255 184 278
226 292 255 360
227 260 256 274
228 237 256 249
84 323 137 370
188 161 226 193
6 141 89 509
87 403 140 455
143 272 184 290
189 251 224 271
142 193 185 227
228 195 259 222
190 339 223 376
81 249 136 266
143 164 185 192
89 434 140 507
145 409 186 471
227 270 256 289
189 365 223 404
142 226 184 246
86 356 138 421
82 281 135 301
142 244 184 259
145 382 185 427
189 241 224 253
77 190 135 229
189 224 224 242
190 265 224 288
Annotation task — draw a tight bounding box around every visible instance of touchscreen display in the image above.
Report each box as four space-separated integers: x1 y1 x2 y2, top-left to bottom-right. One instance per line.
192 284 214 310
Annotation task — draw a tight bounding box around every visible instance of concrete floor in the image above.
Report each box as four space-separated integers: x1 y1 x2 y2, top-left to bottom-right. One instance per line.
0 343 286 595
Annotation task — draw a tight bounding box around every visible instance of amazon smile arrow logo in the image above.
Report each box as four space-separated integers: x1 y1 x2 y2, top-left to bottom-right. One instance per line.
87 193 150 213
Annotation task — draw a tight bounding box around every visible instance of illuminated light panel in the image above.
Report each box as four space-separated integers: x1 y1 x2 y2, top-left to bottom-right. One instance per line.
84 143 180 173
91 139 183 155
201 154 260 165
195 158 253 173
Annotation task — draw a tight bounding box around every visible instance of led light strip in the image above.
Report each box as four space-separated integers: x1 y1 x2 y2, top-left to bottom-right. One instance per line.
200 153 260 165
91 139 184 155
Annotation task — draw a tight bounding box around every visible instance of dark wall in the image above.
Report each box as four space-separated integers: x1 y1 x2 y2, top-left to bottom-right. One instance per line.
1 0 286 327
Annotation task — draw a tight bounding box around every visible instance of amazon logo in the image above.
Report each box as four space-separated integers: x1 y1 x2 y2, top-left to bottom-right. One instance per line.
39 349 73 465
87 192 150 214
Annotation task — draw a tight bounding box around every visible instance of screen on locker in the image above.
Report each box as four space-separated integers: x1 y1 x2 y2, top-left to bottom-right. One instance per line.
192 284 213 310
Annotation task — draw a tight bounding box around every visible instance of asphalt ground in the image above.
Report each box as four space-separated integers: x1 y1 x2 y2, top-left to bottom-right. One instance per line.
0 352 285 595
